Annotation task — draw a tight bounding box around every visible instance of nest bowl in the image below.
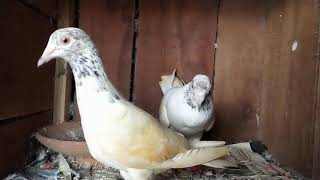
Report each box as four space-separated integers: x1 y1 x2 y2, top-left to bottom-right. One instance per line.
35 121 92 158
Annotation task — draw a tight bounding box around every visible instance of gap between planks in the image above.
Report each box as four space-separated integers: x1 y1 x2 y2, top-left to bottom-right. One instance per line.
53 0 77 124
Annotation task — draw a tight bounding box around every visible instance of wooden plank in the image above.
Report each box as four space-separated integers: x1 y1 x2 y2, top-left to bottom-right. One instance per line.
79 0 134 99
213 0 319 177
261 1 318 177
212 0 265 142
313 60 320 179
18 0 58 18
134 0 218 116
0 111 52 179
0 0 55 120
312 2 320 179
53 0 75 124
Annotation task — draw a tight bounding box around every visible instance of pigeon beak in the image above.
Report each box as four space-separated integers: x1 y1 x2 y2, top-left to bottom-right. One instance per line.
195 92 206 106
37 46 56 67
37 57 49 67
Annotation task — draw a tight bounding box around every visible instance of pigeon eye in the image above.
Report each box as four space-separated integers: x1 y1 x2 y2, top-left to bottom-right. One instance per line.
62 37 70 44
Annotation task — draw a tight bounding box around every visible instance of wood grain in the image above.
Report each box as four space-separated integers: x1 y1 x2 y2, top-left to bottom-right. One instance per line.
134 0 218 116
19 0 58 18
212 0 264 142
313 60 320 179
79 0 134 99
213 0 319 177
312 2 320 179
261 1 318 177
53 0 76 124
0 0 55 120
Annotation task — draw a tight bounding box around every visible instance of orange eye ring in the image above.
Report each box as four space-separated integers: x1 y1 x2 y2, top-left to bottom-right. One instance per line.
62 37 70 44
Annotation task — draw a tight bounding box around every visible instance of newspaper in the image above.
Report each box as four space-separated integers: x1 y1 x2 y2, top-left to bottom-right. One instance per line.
5 142 306 180
83 142 304 179
155 142 303 179
224 142 290 177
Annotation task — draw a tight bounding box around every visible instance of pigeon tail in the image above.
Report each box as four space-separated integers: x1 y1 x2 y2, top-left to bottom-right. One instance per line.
159 69 184 95
154 146 228 169
190 140 226 148
203 158 238 168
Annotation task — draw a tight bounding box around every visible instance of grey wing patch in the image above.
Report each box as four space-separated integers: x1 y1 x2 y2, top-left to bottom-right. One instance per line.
105 91 120 103
200 96 213 112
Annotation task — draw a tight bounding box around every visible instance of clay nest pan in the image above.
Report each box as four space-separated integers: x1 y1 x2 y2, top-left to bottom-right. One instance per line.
35 121 92 158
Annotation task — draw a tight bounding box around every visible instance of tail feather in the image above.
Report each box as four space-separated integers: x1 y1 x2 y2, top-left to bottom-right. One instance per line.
159 69 184 94
156 146 228 169
190 140 226 148
204 158 238 168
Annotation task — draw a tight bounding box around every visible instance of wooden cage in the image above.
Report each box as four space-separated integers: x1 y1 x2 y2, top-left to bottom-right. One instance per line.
1 0 320 179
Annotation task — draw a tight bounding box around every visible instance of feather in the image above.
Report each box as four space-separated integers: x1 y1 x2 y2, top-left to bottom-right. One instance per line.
190 141 226 148
156 146 228 169
204 159 238 168
159 69 184 95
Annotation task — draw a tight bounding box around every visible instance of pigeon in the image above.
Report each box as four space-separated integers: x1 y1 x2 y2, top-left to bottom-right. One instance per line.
159 70 225 148
37 27 228 180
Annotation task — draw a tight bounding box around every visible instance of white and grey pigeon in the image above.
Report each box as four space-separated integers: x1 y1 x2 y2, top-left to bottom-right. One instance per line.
37 27 228 180
159 70 225 148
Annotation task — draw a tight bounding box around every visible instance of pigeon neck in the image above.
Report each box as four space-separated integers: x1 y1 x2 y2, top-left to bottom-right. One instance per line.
68 49 121 96
184 84 200 109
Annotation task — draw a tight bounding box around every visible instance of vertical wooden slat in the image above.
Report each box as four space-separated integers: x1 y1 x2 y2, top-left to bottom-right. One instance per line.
53 0 76 124
134 0 218 116
261 1 318 177
313 60 320 179
312 1 320 179
79 0 134 99
213 0 319 177
213 0 265 142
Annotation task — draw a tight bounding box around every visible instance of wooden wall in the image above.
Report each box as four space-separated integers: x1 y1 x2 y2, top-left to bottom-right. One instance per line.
0 0 56 120
0 0 57 178
213 0 319 177
82 0 320 178
79 0 218 114
80 0 134 99
134 0 218 115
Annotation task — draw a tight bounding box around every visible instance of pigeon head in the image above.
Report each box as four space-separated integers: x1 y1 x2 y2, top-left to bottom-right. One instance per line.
187 74 211 108
37 27 94 67
38 27 122 98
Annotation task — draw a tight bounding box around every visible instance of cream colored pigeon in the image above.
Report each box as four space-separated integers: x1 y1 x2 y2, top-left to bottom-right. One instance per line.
37 27 228 180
